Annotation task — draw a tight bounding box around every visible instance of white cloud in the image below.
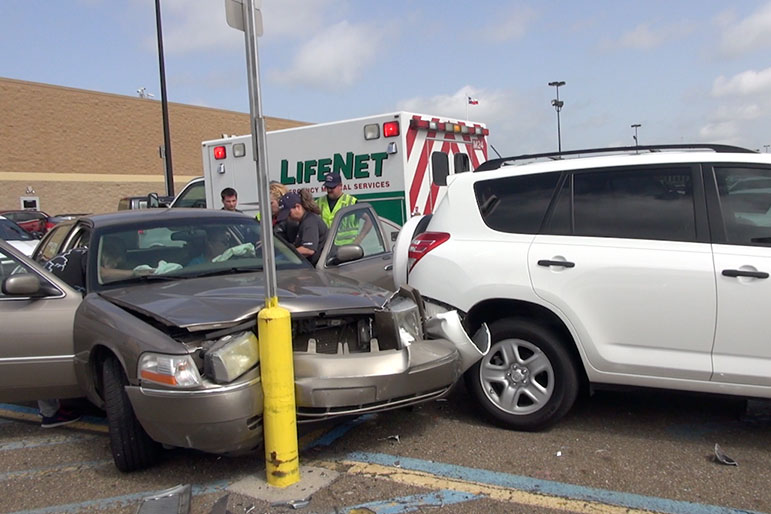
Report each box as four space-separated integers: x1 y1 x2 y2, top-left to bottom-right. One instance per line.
712 103 762 121
604 22 694 51
699 120 739 142
719 2 771 57
145 0 344 54
712 68 771 96
479 6 537 43
269 21 381 90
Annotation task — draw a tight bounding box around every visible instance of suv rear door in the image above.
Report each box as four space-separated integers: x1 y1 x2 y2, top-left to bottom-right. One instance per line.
707 164 771 387
527 165 717 381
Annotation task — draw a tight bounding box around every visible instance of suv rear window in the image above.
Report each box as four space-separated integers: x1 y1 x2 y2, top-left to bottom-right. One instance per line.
474 172 560 233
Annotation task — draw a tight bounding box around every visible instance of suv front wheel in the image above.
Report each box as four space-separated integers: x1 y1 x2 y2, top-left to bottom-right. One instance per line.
465 318 579 431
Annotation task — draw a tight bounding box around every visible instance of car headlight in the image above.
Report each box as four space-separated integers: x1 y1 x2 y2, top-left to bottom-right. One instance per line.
138 353 202 388
204 331 259 384
385 295 423 347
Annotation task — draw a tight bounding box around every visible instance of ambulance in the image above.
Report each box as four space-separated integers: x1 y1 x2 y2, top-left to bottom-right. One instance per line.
199 112 489 224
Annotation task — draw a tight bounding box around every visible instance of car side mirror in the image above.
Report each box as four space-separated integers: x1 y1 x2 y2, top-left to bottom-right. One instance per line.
327 245 364 266
1 274 47 296
147 192 160 208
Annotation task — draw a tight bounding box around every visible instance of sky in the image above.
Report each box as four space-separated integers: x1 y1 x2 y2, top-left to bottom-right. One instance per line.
3 0 771 156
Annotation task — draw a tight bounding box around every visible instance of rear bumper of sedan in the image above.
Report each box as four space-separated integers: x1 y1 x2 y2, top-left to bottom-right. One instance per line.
125 368 264 454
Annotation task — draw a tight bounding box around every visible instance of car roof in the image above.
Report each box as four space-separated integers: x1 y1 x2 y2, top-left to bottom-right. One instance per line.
77 208 254 229
467 145 771 184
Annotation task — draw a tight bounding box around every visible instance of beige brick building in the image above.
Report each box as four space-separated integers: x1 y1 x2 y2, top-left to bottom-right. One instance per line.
0 77 307 214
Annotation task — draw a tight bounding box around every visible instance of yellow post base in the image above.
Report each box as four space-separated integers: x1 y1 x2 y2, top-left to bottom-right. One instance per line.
258 297 299 487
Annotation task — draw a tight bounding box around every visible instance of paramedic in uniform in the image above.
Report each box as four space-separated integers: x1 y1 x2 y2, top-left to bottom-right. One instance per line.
279 191 328 265
317 171 359 245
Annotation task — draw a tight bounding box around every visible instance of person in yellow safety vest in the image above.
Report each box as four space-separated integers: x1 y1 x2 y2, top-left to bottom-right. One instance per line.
317 172 359 245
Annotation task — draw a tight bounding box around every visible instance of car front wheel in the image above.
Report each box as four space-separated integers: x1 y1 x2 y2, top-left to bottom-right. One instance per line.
465 318 579 431
102 355 160 471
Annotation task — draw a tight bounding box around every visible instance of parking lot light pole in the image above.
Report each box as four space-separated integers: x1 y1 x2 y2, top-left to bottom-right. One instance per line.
631 124 641 153
154 0 174 197
548 81 565 154
226 0 299 488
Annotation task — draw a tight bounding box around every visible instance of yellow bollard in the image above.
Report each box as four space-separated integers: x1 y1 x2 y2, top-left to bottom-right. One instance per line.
258 296 300 487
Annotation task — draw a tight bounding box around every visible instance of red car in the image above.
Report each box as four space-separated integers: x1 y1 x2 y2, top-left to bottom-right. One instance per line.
0 210 49 236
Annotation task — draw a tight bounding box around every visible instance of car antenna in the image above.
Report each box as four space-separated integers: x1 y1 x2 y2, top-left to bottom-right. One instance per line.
490 143 503 159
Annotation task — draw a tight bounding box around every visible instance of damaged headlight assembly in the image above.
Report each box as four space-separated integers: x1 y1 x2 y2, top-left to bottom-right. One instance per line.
203 331 259 384
138 353 202 388
375 287 425 349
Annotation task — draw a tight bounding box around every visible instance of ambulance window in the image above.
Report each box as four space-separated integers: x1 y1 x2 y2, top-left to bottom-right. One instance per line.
431 152 449 186
454 153 470 174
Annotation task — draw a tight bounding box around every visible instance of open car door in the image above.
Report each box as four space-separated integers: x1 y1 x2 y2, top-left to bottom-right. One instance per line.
315 203 394 290
0 240 82 402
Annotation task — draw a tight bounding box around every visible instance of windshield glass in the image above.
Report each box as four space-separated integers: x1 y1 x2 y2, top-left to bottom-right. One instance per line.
94 216 308 288
0 218 34 241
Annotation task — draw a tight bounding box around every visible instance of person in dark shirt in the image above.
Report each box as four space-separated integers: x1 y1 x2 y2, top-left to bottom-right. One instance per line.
277 191 328 265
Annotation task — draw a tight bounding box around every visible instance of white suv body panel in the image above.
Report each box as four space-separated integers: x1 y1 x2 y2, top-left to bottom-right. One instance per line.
399 148 771 421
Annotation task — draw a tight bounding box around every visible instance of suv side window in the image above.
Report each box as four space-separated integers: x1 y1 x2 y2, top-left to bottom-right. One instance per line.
572 167 696 242
714 166 771 246
475 172 561 234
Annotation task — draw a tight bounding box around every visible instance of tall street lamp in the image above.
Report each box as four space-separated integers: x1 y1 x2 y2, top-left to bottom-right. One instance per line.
548 81 565 153
631 123 641 152
155 0 174 197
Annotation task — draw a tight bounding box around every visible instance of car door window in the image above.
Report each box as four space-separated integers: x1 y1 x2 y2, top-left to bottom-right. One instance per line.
0 247 33 298
333 208 386 257
572 167 696 242
173 181 206 208
37 225 71 263
714 166 771 246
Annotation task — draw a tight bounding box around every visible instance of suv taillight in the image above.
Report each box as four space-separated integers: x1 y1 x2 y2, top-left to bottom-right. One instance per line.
408 232 450 272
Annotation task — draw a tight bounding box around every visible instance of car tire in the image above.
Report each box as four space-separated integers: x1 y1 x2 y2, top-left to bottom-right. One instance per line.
465 318 579 431
102 355 160 472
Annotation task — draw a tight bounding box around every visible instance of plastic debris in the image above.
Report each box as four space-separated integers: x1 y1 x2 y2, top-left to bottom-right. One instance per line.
556 451 562 457
713 443 738 466
379 434 400 442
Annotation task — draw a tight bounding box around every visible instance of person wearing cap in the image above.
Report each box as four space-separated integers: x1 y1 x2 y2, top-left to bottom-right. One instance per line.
278 191 328 265
317 171 359 244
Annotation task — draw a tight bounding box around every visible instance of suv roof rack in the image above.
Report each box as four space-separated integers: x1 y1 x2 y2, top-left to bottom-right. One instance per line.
475 143 756 172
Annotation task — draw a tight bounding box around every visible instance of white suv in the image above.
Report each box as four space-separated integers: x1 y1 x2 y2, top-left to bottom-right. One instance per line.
393 144 771 430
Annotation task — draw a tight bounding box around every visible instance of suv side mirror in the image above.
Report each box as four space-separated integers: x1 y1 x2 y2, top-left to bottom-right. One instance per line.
147 193 160 208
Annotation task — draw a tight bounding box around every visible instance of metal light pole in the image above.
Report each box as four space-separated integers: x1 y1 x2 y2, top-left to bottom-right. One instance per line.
631 123 641 153
548 81 565 153
155 0 174 196
764 144 770 153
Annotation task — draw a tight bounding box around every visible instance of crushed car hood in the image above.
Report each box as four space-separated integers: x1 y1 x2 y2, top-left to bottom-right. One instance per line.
98 268 389 330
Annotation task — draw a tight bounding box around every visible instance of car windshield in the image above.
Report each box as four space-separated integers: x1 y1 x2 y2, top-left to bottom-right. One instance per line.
0 219 34 241
94 216 308 288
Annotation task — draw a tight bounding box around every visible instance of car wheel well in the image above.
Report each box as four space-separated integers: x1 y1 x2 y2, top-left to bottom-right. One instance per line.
465 299 588 387
89 345 119 405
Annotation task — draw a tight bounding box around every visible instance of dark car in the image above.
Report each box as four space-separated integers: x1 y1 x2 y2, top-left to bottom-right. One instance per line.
0 209 488 471
0 210 49 236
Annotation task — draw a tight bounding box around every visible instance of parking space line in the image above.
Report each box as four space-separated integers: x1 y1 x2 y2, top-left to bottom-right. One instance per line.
8 479 231 514
335 490 480 513
0 459 113 482
0 433 100 451
301 414 376 451
0 403 108 433
328 452 763 514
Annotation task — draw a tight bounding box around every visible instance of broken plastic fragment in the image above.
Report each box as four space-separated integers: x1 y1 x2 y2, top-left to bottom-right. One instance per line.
379 434 400 442
714 443 738 466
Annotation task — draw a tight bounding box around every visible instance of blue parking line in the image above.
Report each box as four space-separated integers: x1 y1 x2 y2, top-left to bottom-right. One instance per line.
302 414 376 450
0 459 113 482
346 452 764 514
0 402 107 426
0 433 99 451
335 490 480 513
8 480 231 514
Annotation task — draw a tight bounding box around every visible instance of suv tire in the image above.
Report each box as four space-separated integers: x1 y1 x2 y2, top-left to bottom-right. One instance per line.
103 355 159 472
465 318 579 431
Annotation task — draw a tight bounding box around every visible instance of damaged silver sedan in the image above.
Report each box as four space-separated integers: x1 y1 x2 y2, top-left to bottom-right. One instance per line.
0 209 489 471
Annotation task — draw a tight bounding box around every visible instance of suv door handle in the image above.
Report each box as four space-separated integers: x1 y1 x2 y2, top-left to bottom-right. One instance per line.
721 269 769 279
537 259 575 268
